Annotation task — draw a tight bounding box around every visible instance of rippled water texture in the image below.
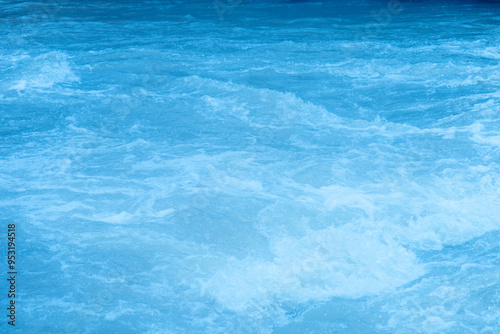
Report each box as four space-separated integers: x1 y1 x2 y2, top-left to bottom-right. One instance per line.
1 0 500 333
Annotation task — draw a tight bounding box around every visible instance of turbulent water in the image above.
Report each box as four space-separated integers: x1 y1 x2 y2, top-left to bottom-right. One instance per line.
1 0 500 333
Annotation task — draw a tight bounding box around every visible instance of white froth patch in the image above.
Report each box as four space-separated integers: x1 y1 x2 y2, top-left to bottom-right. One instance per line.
204 226 424 313
155 208 175 217
93 211 134 224
405 202 500 251
8 51 79 91
104 304 136 321
472 133 500 147
224 176 263 193
192 76 341 128
478 47 500 60
40 201 94 214
318 185 376 219
10 80 27 90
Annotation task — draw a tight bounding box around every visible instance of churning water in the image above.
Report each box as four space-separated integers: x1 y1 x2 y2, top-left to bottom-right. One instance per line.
1 0 499 333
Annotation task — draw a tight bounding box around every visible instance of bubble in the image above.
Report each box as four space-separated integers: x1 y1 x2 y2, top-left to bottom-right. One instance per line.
96 289 114 305
191 192 210 210
207 166 230 189
102 259 128 279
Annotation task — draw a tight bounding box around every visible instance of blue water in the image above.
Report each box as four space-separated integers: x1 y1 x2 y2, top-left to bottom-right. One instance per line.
1 0 500 333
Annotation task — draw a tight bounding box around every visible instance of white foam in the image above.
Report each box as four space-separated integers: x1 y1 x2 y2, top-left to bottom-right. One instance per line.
204 225 424 313
8 51 79 91
318 185 376 219
92 211 134 224
188 75 342 128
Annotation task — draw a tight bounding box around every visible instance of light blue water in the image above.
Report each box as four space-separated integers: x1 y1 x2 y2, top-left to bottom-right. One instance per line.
1 0 500 333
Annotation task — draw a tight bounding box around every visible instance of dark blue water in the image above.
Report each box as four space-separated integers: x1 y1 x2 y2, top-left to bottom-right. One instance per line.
1 0 499 333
